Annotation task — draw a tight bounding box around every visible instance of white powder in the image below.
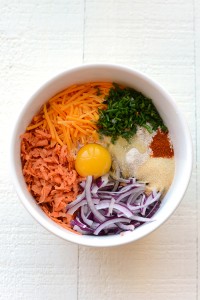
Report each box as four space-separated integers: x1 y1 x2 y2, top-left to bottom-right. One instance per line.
108 126 174 195
108 126 155 178
136 126 156 149
126 148 149 175
136 157 175 195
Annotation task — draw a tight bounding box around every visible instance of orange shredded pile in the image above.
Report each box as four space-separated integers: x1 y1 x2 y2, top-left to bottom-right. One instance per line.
21 129 84 233
21 82 113 233
26 82 112 153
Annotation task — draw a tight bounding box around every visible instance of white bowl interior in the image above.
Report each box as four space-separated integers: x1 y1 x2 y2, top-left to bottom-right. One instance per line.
10 64 192 247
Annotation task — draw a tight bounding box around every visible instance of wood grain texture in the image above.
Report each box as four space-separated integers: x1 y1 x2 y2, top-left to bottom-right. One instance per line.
80 0 197 300
195 0 200 299
0 1 84 299
0 0 198 299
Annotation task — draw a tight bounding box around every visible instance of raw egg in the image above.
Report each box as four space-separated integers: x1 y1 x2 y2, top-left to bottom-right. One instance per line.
75 144 112 178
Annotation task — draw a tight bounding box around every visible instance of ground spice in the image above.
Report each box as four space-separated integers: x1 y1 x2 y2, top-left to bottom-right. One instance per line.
136 157 175 194
150 129 174 158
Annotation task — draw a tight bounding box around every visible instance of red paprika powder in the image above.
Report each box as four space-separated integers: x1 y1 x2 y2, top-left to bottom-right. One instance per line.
150 130 174 158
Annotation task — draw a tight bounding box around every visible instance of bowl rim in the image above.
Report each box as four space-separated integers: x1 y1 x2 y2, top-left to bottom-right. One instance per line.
10 63 193 247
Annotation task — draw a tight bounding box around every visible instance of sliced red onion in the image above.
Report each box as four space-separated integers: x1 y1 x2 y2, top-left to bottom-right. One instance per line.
66 190 85 209
98 194 112 200
72 217 89 229
96 173 109 188
117 222 135 231
127 189 145 209
73 225 92 235
67 200 88 215
130 215 153 222
128 193 161 212
116 188 142 203
97 184 134 195
117 208 141 217
91 221 100 230
104 223 118 230
108 197 115 216
117 178 133 183
131 221 141 228
127 187 145 202
85 176 106 223
140 194 147 215
79 181 86 189
81 205 93 227
145 192 161 207
146 201 161 218
98 183 115 191
68 198 99 215
66 174 162 236
131 201 161 228
91 184 99 194
94 217 131 235
95 201 133 218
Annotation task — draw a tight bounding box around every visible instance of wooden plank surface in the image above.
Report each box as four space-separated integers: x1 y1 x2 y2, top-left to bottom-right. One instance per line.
0 1 84 299
195 0 200 299
80 1 197 299
0 0 198 299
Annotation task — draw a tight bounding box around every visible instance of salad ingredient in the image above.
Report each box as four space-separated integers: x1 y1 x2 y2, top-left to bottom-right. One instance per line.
150 129 174 158
85 175 106 222
66 175 161 235
75 144 112 178
97 83 167 143
20 81 174 236
21 129 83 232
26 82 112 152
94 218 131 235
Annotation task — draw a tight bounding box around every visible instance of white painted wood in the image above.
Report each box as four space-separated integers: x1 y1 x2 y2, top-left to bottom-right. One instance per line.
80 0 197 300
195 0 200 299
0 1 84 299
0 0 198 299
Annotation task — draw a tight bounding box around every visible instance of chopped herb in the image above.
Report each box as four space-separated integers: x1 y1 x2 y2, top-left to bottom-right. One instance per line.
97 83 167 143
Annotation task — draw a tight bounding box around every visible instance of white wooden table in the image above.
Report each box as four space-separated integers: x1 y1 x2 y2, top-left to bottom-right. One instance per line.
0 1 199 299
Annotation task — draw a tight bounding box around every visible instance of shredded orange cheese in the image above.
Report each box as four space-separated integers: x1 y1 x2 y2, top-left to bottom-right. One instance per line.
26 82 112 152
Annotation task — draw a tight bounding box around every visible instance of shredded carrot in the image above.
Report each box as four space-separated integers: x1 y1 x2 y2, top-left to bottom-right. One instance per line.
27 82 112 152
43 104 56 140
21 130 84 231
26 120 44 131
21 82 114 232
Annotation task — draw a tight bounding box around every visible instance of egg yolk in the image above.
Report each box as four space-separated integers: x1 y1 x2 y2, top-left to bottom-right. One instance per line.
75 144 112 178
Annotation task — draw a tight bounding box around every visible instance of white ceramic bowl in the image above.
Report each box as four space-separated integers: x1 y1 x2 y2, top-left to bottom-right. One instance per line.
10 64 192 247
